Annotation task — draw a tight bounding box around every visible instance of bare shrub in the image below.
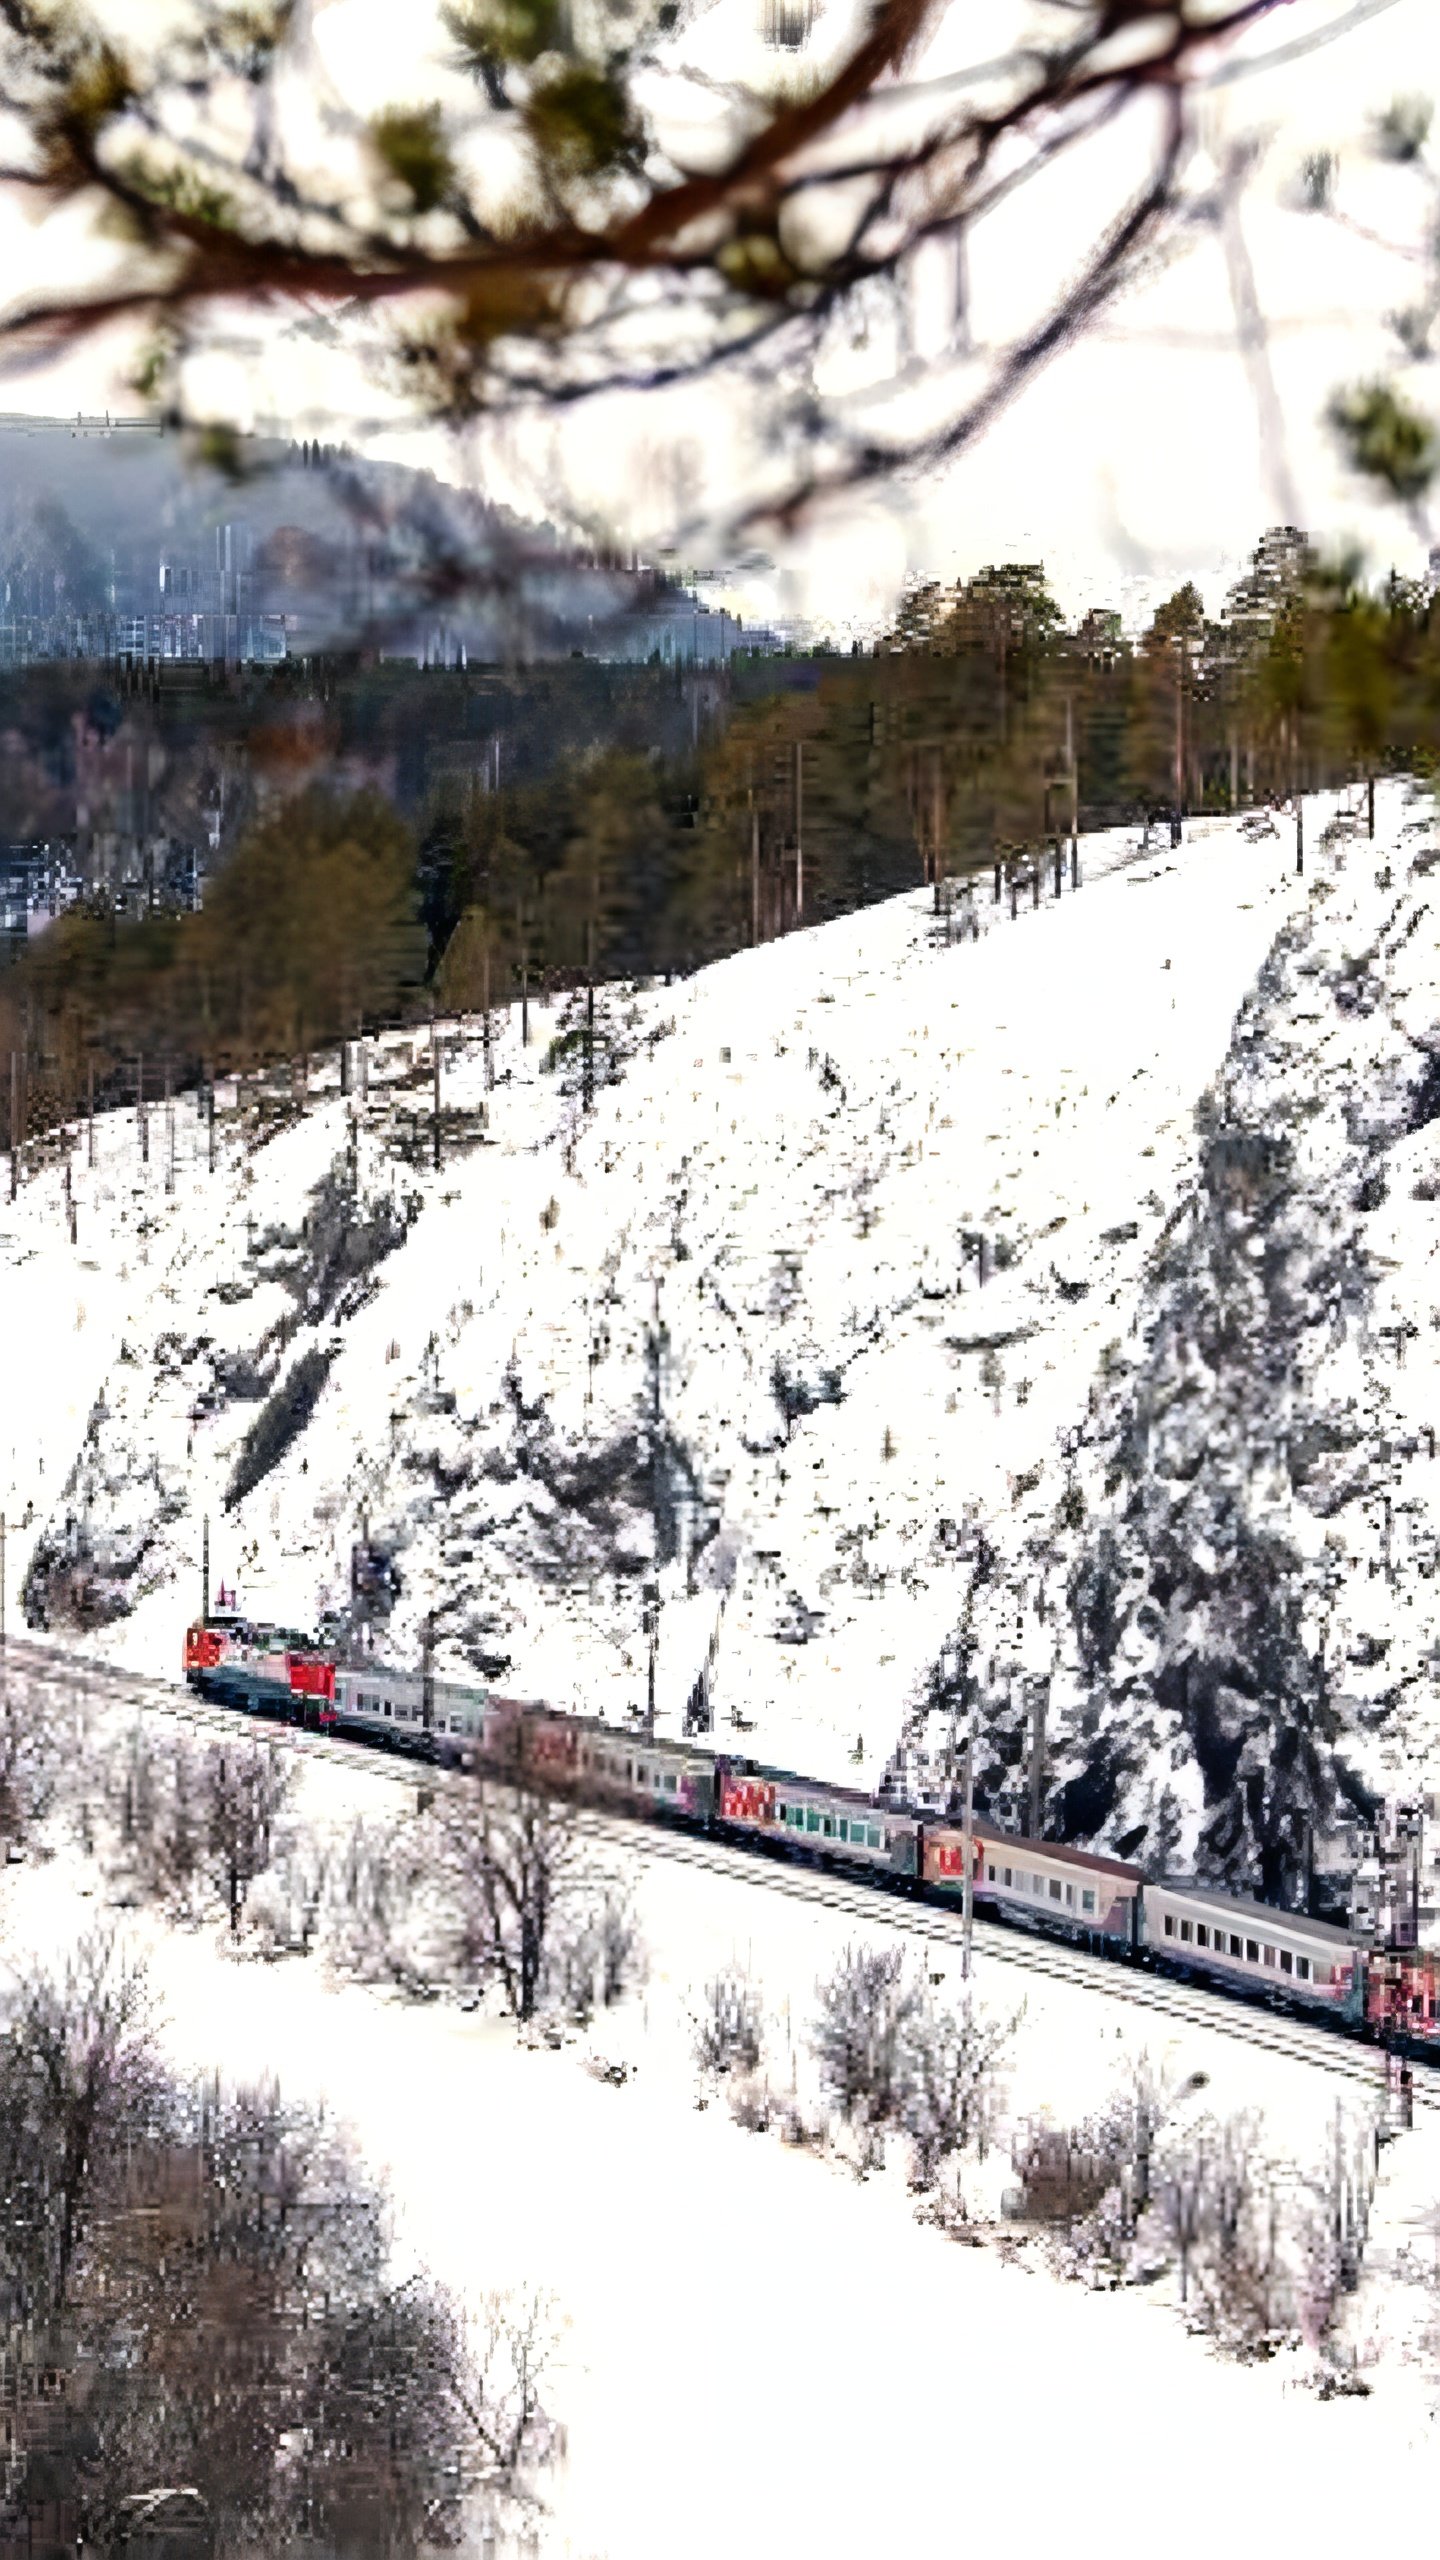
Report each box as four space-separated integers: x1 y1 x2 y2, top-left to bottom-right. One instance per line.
901 1997 1023 2188
555 1886 646 2024
1295 2101 1382 2356
729 2075 774 2133
243 1825 332 1959
777 2093 829 2152
325 1811 439 1995
1009 2116 1126 2234
812 1942 919 2125
205 1737 297 1937
693 1967 764 2078
1149 2120 1217 2305
0 1667 73 1848
435 1771 588 2022
1190 2155 1294 2360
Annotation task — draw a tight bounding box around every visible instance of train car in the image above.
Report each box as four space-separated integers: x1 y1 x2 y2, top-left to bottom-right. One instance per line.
1141 1879 1363 2023
184 1614 337 1724
330 1664 502 1764
926 1820 1142 1949
715 1760 921 1879
570 1724 718 1825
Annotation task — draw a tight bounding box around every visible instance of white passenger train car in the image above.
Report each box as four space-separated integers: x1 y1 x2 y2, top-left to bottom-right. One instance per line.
1141 1878 1362 2017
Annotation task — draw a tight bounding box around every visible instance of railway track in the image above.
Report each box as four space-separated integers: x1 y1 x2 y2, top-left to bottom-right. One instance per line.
5 1631 1430 2115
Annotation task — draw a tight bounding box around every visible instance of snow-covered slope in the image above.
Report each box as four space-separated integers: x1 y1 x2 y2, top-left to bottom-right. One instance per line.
8 782 1436 1890
897 782 1440 1904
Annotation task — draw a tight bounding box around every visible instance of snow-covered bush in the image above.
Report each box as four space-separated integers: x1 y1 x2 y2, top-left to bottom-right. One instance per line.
811 1943 918 2125
692 1966 764 2078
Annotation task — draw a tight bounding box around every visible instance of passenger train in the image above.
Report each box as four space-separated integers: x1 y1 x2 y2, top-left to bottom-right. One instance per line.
182 1597 1440 2062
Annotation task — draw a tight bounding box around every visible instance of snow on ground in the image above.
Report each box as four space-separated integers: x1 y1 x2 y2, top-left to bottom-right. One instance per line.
3 788 1378 1821
1 1806 1436 2560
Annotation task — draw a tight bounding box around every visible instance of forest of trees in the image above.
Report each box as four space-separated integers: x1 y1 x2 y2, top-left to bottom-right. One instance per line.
2 524 1437 1151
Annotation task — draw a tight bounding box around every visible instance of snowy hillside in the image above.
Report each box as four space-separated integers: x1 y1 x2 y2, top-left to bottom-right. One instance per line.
896 780 1440 1906
8 780 1436 1883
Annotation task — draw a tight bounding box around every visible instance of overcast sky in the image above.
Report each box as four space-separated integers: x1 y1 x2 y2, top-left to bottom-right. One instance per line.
1 0 1435 638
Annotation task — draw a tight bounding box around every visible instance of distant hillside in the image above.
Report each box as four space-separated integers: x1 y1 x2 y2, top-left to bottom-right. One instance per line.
0 421 699 658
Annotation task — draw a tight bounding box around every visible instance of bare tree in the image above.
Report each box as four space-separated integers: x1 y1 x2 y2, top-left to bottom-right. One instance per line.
1152 2119 1215 2304
457 2287 566 2517
438 1772 586 2023
0 1931 158 2336
812 1943 920 2126
205 1739 296 1938
555 1883 645 2025
325 1810 438 1994
1 2056 548 2554
0 1664 72 1847
693 1966 764 2079
247 1823 333 1959
900 1995 1022 2188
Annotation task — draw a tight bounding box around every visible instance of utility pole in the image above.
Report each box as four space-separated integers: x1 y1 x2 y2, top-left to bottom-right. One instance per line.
421 1610 435 1735
164 1059 175 1195
207 1074 216 1175
961 1715 975 1984
793 739 806 926
137 1053 148 1164
1295 796 1304 876
583 914 596 1115
8 1051 18 1202
1028 1675 1048 1838
750 789 761 947
87 1057 95 1170
201 1512 210 1622
1065 692 1079 867
431 1005 442 1173
0 1507 16 1653
645 1584 658 1737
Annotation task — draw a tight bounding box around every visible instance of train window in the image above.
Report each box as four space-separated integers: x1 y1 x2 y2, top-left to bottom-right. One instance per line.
1279 1949 1293 1975
987 1864 996 1883
1246 1939 1259 1963
625 1761 634 1781
807 1809 821 1833
1049 1879 1062 1901
1263 1946 1275 1968
1065 1884 1074 1908
837 1819 849 1842
821 1815 834 1838
1195 1925 1209 1948
1179 1920 1193 1943
666 1773 678 1792
1082 1890 1096 1914
868 1826 882 1849
1003 1867 1013 1888
383 1702 393 1718
1296 1956 1310 1981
